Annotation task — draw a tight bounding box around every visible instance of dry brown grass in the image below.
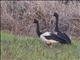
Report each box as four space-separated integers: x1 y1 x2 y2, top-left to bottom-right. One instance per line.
1 1 80 38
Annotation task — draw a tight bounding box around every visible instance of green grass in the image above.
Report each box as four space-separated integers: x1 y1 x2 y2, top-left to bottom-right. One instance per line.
1 32 80 60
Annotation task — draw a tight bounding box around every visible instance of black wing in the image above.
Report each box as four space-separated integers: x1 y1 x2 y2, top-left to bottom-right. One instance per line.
44 34 58 41
57 32 71 44
44 33 68 44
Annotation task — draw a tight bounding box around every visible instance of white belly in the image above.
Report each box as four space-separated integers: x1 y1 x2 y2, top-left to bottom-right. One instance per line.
40 35 58 44
46 40 58 43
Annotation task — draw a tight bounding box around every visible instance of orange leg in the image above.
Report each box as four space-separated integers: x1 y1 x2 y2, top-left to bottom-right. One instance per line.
46 42 53 48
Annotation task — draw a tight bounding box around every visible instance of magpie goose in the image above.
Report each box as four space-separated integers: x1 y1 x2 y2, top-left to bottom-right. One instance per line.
33 19 59 47
53 12 71 44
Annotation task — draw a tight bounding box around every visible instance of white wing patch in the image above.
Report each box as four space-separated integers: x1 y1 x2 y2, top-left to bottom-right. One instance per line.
40 32 58 44
40 32 51 42
41 32 51 36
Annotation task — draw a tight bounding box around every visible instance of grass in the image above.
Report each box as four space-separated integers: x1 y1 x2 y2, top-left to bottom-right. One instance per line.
1 32 80 60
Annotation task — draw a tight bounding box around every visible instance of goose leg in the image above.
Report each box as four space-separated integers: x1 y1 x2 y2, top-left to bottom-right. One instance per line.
46 42 53 48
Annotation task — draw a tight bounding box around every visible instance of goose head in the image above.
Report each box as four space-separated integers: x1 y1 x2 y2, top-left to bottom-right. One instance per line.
33 19 38 23
53 12 58 17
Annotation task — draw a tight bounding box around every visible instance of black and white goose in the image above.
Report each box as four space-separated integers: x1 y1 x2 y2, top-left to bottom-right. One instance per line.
33 19 59 47
33 15 71 47
52 12 71 44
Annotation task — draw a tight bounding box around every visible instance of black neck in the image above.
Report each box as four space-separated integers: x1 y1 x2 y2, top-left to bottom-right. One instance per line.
55 16 59 32
35 22 42 37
